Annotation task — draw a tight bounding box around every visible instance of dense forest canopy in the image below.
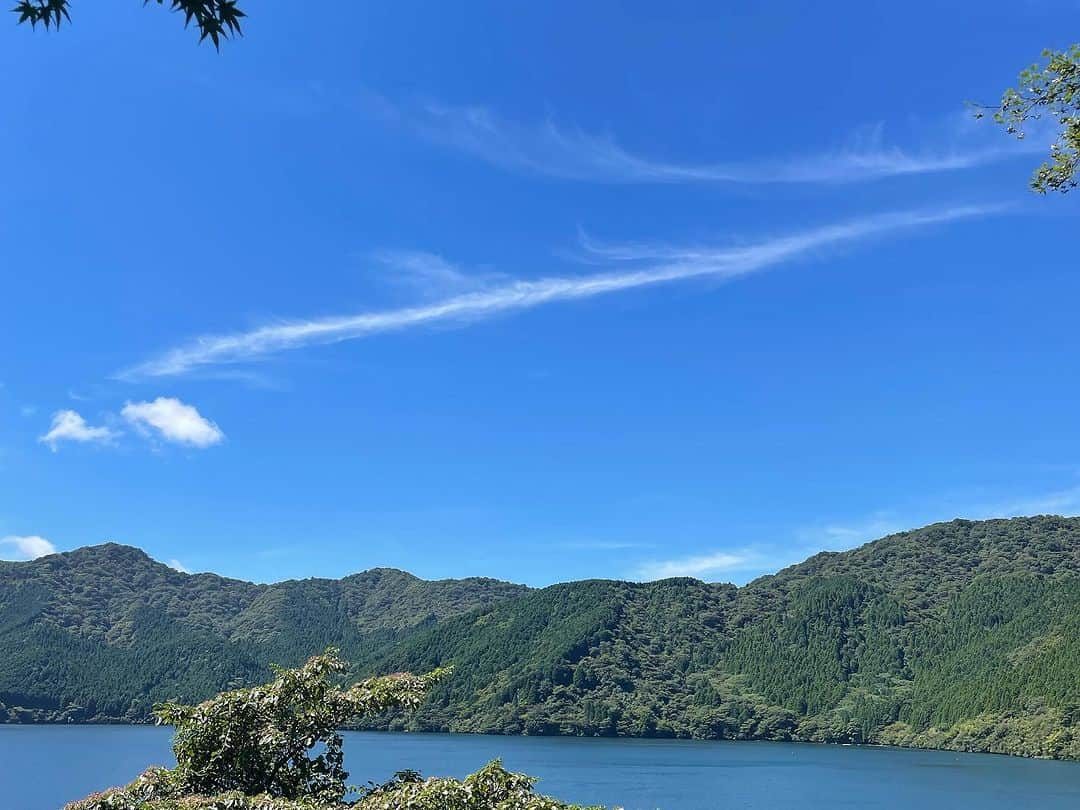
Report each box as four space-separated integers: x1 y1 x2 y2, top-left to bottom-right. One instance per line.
3 516 1080 760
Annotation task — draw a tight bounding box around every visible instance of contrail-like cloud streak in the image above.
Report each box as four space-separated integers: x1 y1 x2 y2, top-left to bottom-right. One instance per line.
397 103 1041 185
119 205 1000 379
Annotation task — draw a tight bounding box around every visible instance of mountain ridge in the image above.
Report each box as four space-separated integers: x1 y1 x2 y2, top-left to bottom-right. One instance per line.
2 516 1079 760
7 541 526 590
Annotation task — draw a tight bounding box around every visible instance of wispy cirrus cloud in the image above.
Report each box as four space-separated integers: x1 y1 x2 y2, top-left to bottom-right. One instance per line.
631 481 1080 584
960 485 1080 521
632 550 757 581
380 99 1040 185
118 204 1000 380
559 539 655 551
797 485 1080 557
370 249 505 297
794 514 905 553
373 249 475 291
778 486 1080 572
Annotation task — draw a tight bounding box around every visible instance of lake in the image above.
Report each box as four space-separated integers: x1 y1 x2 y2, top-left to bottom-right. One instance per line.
3 726 1079 810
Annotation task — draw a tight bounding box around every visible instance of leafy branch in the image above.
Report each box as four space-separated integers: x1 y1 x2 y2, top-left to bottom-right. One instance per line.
978 44 1080 193
12 0 246 47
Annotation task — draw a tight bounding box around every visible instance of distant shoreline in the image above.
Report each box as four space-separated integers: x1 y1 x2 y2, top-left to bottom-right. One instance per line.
2 720 1077 764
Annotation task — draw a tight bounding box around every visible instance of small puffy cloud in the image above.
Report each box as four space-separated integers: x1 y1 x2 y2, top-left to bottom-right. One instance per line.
122 397 224 448
633 550 752 581
1 534 57 560
38 410 118 451
168 558 190 573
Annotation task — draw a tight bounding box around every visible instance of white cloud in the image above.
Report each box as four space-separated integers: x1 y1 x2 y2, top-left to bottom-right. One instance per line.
38 410 118 451
796 486 1080 558
633 550 754 581
559 540 654 551
638 485 1080 585
0 535 57 560
371 249 498 296
795 515 904 553
784 488 1080 570
121 397 224 448
385 101 1041 185
969 485 1080 520
118 204 1000 379
168 558 191 573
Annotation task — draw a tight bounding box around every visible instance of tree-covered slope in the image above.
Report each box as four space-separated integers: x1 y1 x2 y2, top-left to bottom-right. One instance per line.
360 517 1080 758
369 577 738 737
0 544 527 722
2 517 1079 760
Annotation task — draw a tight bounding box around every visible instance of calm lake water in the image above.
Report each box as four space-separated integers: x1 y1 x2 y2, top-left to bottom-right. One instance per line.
3 726 1080 810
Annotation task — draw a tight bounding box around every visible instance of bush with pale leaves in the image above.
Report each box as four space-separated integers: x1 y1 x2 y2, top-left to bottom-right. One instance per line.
65 650 607 810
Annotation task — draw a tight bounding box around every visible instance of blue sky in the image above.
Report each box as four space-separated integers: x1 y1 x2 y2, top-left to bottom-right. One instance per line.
3 1 1080 586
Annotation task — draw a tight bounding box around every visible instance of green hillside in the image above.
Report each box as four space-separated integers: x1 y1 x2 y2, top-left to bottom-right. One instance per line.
2 517 1079 759
0 543 527 721
362 516 1080 758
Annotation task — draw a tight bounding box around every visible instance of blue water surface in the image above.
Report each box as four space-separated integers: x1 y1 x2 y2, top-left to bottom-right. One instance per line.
3 726 1079 810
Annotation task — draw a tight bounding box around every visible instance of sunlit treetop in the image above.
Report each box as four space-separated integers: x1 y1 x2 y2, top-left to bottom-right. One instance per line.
12 0 245 47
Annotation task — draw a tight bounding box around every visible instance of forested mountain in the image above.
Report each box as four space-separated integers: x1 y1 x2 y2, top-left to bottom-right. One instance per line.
3 517 1080 760
0 543 526 721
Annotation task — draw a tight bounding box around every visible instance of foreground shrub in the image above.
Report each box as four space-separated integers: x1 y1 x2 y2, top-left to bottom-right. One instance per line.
353 759 604 809
67 759 603 809
64 650 606 810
